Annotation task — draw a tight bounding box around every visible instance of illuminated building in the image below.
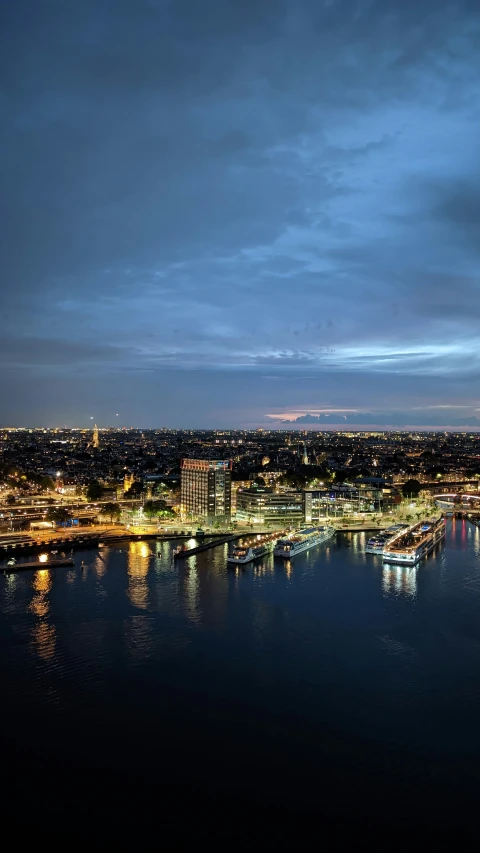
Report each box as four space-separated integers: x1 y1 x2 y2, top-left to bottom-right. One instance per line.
181 458 232 523
235 486 303 526
124 472 135 492
92 424 99 449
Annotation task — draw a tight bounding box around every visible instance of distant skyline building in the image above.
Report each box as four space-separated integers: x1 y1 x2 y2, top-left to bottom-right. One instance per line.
92 423 99 449
181 458 232 523
301 441 309 465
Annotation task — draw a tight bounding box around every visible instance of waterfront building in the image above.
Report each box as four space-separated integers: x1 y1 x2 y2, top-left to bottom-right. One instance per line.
352 478 400 512
180 458 232 523
235 486 303 526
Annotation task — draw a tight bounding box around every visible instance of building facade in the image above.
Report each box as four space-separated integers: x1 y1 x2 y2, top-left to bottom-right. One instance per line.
181 458 232 523
352 478 401 512
235 486 303 526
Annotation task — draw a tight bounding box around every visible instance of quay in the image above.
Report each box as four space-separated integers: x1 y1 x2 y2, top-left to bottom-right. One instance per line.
174 535 237 559
0 528 251 557
1 557 75 572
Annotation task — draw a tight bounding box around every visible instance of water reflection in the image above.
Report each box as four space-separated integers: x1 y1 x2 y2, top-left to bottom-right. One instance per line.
352 533 366 554
30 569 52 617
127 541 151 610
31 622 56 661
382 564 417 598
184 565 201 624
154 540 175 570
2 572 17 607
93 554 107 578
252 559 276 579
30 569 56 660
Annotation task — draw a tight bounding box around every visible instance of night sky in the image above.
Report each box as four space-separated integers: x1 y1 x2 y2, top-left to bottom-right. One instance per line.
1 1 479 428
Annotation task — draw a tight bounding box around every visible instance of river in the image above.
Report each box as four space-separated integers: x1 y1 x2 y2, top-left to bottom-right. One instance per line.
1 519 480 838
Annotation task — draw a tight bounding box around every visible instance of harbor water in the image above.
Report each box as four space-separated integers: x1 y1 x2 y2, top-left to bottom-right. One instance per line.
1 519 480 836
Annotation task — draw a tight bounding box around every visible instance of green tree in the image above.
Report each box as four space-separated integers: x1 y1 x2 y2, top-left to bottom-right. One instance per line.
401 479 422 499
152 481 169 497
143 499 164 519
102 502 121 523
86 480 104 502
46 507 71 525
40 476 55 492
124 481 144 499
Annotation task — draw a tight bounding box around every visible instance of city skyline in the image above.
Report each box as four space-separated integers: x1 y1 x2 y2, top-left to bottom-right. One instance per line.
2 0 479 428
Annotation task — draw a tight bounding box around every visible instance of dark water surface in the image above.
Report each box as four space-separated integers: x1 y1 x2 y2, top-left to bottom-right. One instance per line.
2 520 480 837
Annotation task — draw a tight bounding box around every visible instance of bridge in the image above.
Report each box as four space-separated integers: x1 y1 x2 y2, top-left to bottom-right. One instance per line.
433 493 480 508
408 480 480 493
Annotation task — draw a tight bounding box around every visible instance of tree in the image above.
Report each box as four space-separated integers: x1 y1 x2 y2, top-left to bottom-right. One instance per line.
401 479 422 499
47 508 71 525
102 502 121 523
6 494 16 505
152 481 169 497
86 480 104 502
143 499 174 519
124 481 144 499
40 476 55 492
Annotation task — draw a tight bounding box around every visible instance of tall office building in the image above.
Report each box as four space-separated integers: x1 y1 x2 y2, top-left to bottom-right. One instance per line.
181 458 232 523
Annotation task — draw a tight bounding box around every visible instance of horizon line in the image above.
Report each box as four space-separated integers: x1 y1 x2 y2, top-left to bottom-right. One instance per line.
2 424 480 433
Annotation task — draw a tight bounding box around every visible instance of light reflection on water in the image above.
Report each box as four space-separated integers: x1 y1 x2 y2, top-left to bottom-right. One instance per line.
29 569 56 660
382 564 417 598
127 541 151 610
31 622 56 661
29 569 52 617
184 565 201 624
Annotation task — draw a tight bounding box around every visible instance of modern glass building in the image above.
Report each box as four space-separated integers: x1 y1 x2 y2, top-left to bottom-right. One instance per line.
235 486 304 526
180 458 232 523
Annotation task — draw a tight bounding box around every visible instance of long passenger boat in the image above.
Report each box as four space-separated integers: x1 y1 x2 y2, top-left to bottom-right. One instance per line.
365 523 409 554
227 533 278 565
274 525 335 558
382 516 445 565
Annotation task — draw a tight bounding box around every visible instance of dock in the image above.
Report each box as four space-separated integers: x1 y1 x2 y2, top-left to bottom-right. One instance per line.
174 535 237 559
1 557 75 572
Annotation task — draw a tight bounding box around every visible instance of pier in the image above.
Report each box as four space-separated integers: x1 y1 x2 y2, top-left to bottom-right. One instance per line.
1 557 75 572
174 535 237 559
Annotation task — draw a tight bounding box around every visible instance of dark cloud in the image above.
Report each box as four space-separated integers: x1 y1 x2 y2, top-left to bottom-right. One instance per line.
1 0 479 425
280 412 480 427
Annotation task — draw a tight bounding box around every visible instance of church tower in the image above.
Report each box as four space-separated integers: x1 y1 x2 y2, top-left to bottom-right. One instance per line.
92 424 99 449
302 442 309 465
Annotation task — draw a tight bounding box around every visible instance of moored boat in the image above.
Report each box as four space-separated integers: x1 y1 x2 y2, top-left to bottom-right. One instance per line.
382 516 445 565
227 540 274 565
365 524 409 555
274 525 335 558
